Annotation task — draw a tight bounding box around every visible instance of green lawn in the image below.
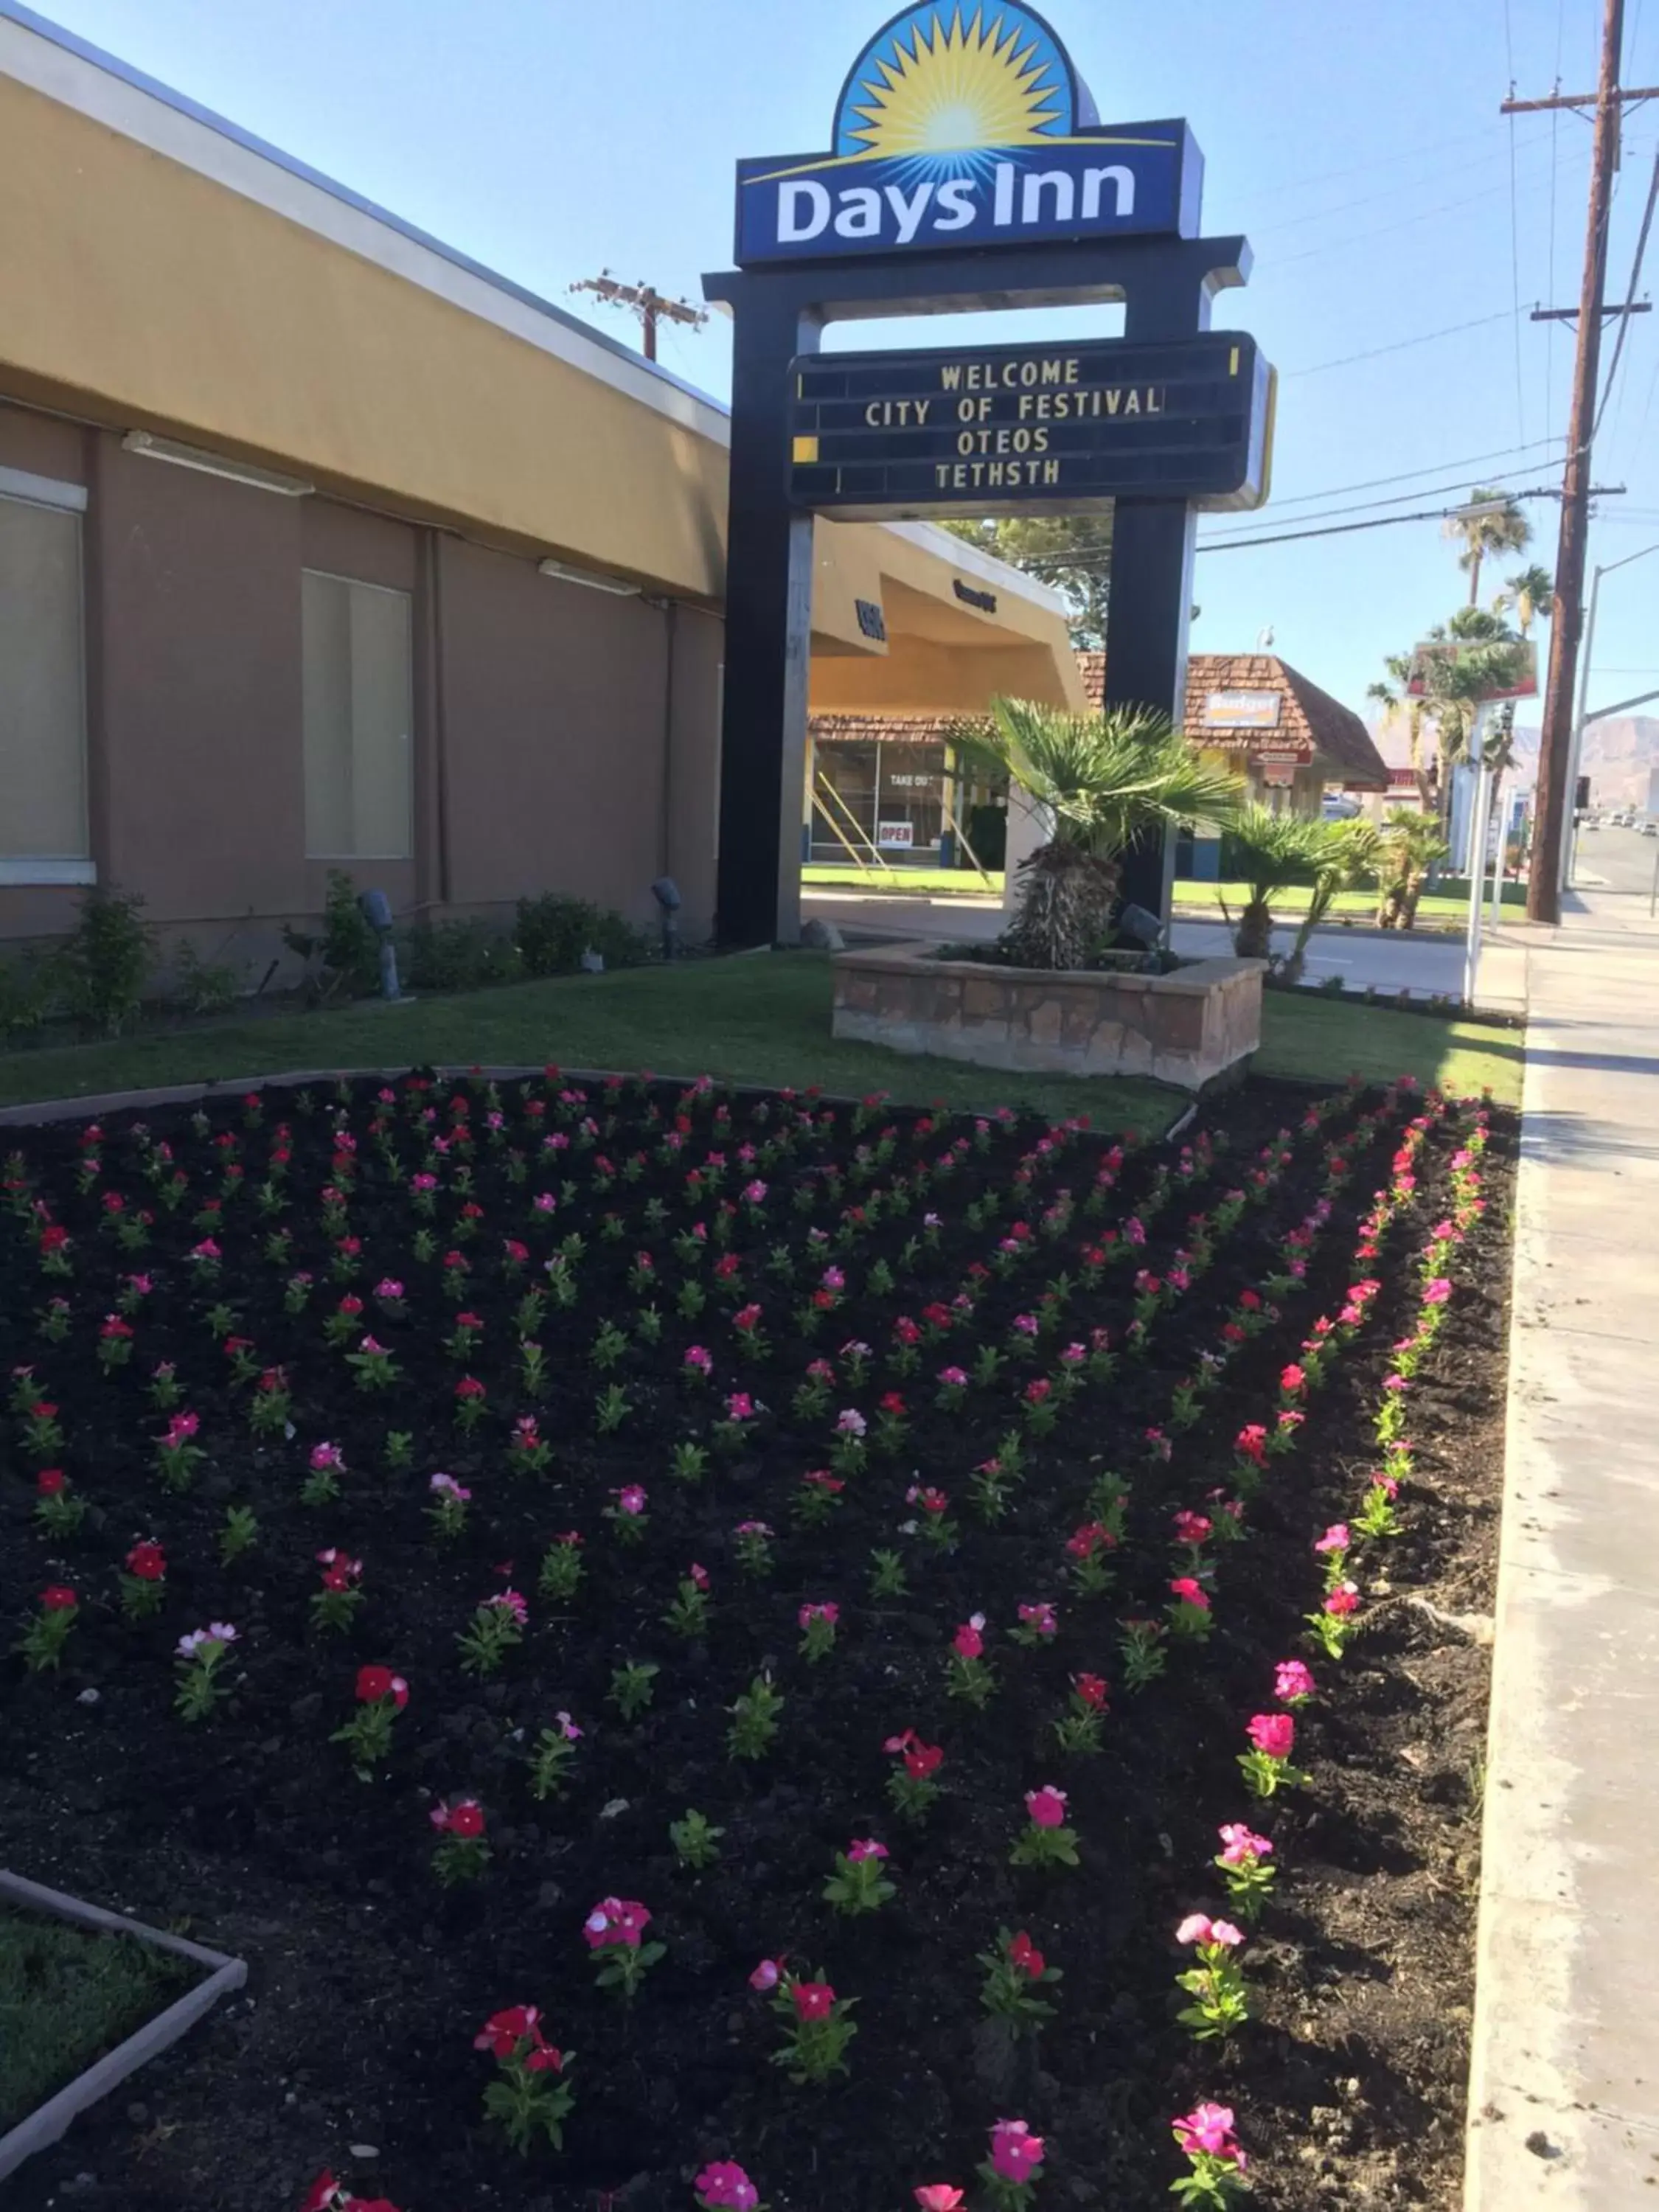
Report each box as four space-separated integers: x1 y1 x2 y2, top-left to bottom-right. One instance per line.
0 951 1522 1122
1172 878 1526 928
802 864 1004 896
0 1907 195 2129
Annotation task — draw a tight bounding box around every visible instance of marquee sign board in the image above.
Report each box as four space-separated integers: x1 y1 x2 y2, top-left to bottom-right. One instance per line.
789 333 1273 518
735 2 1201 265
708 0 1265 947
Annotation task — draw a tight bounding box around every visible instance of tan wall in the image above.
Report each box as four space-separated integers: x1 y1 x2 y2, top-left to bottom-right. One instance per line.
811 638 1082 715
437 540 723 933
0 400 726 953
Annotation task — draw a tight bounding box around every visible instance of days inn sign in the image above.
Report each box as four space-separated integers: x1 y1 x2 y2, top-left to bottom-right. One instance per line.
706 1 1272 945
735 1 1199 262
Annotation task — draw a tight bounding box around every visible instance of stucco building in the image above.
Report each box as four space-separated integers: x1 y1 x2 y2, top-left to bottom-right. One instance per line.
0 4 1080 971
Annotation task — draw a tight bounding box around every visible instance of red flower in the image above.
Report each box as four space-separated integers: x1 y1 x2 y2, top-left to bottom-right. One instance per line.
1007 1930 1046 1977
455 1376 486 1399
1234 1424 1269 1466
1072 1672 1109 1709
791 1979 835 2021
883 1729 945 1778
125 1540 167 1581
355 1664 408 1709
40 1585 77 1611
878 1391 906 1416
431 1798 485 1838
473 2003 543 2057
35 1470 66 1496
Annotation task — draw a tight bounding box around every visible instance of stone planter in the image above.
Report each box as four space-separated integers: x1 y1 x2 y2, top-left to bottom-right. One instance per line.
831 942 1264 1092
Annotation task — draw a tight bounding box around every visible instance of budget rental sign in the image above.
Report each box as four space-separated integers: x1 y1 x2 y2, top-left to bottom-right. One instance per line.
734 1 1201 264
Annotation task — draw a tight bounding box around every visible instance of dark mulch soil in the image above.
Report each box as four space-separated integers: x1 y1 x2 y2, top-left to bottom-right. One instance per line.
0 1072 1512 2212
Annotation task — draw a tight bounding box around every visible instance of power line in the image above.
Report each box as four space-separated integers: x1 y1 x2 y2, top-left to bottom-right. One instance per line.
1506 0 1531 438
1239 116 1554 206
1593 147 1659 432
1266 145 1593 269
1256 436 1567 509
1197 473 1551 546
1245 125 1550 237
1281 307 1522 378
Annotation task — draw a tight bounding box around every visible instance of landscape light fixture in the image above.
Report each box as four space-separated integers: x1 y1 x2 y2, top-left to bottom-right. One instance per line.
650 874 682 961
121 431 314 498
538 557 642 598
356 888 411 1004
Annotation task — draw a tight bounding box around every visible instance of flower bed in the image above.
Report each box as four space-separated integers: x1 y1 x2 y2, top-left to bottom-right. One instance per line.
0 1070 1509 2212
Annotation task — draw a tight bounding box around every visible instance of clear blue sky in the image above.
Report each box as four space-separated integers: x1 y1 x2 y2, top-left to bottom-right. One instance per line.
32 0 1659 728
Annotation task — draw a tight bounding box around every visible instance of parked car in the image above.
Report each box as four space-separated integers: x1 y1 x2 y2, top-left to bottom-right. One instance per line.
1643 822 1658 838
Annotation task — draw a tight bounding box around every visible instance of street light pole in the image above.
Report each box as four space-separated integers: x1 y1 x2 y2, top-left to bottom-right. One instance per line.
1562 537 1659 891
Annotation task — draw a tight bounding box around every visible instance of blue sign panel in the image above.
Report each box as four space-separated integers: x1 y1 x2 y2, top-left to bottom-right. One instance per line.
734 3 1202 265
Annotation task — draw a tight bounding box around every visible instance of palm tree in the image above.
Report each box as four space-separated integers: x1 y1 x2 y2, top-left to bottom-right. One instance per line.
1374 810 1450 930
1500 563 1554 636
1444 488 1532 608
1220 807 1326 961
950 699 1243 970
1281 818 1382 982
1367 652 1433 805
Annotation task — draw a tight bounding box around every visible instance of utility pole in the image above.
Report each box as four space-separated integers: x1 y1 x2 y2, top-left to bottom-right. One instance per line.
569 271 709 363
1506 0 1641 922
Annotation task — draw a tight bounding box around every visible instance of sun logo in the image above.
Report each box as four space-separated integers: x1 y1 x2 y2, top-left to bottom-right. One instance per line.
834 4 1079 176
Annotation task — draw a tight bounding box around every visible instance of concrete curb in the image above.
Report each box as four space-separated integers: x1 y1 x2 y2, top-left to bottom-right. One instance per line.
0 1062 1203 1136
0 1869 246 2182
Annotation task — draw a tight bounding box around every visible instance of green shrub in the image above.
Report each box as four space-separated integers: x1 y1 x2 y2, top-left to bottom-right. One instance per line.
403 918 523 995
515 894 652 979
58 886 155 1036
0 948 60 1038
283 872 380 1001
171 941 240 1018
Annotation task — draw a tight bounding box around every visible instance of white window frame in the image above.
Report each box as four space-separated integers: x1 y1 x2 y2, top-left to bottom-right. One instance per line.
300 566 414 862
0 465 94 886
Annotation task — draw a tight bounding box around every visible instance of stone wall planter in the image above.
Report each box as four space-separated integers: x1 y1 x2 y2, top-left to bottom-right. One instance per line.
0 1868 247 2183
831 942 1264 1093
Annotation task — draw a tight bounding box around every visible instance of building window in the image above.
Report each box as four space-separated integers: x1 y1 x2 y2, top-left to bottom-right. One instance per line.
302 570 413 859
0 470 90 885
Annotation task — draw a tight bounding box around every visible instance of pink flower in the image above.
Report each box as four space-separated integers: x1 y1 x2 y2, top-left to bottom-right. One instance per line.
1325 1582 1360 1615
1017 1601 1058 1638
725 1392 757 1422
1248 1712 1295 1759
1178 1915 1242 1949
1423 1277 1453 1305
748 1957 783 1992
1071 1672 1109 1709
953 1614 986 1659
835 1408 866 1436
915 2191 967 2212
310 1441 345 1474
1173 2103 1243 2160
487 1588 529 1624
1274 1658 1315 1703
1218 1823 1273 1865
1172 1509 1212 1545
688 1562 710 1591
1025 1785 1067 1829
938 1366 969 1388
846 1838 888 1863
429 1472 470 1502
695 2161 759 2211
583 1896 650 1950
1314 1524 1350 1554
1234 1424 1269 1466
1169 1577 1210 1610
613 1485 647 1515
799 1601 839 1628
989 2120 1045 2183
1280 1363 1307 1394
684 1345 713 1374
552 1709 581 1740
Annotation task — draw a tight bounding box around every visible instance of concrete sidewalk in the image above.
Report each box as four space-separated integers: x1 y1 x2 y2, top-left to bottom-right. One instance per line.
801 885 1529 1009
1467 888 1659 2207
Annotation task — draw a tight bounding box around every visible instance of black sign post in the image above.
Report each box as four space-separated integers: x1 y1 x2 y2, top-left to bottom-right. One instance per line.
705 3 1266 947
